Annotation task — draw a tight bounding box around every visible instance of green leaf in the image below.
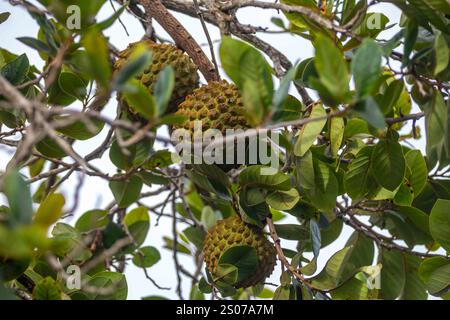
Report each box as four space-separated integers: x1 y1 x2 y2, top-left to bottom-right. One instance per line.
371 131 405 191
353 97 386 129
86 271 127 300
4 170 33 227
266 188 300 210
109 175 143 208
56 117 104 140
201 206 219 230
32 277 61 300
17 37 52 56
402 255 427 300
342 232 375 280
310 219 321 258
344 146 377 200
219 37 273 116
58 72 87 100
434 32 449 75
419 257 450 295
183 226 206 250
274 224 308 241
133 246 161 268
75 209 109 232
272 67 296 112
124 206 149 247
330 117 345 157
404 150 427 197
34 193 65 229
218 246 258 284
424 91 447 168
36 136 67 158
0 53 29 85
429 199 450 252
380 249 405 299
307 160 339 213
239 165 292 191
122 79 156 120
352 39 382 98
81 30 111 88
154 66 175 116
294 103 327 157
0 12 11 24
113 47 152 90
311 246 354 290
313 35 350 103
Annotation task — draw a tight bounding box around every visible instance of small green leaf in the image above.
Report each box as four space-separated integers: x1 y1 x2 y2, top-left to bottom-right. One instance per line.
266 188 300 210
124 206 149 247
81 30 111 88
371 131 406 191
4 170 33 227
113 48 152 90
429 199 450 252
33 277 61 300
330 117 345 157
34 193 65 229
0 53 29 85
75 209 109 232
274 224 308 241
58 72 87 100
311 246 354 290
353 97 385 129
380 249 405 299
0 12 11 24
109 175 143 208
313 35 349 103
294 103 327 157
122 79 156 120
352 39 382 98
344 146 377 200
404 150 427 197
218 246 258 284
133 246 161 268
154 66 175 116
86 271 128 300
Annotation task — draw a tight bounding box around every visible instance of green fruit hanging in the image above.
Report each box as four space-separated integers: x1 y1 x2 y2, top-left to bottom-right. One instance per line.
173 80 251 170
114 40 200 115
203 215 277 288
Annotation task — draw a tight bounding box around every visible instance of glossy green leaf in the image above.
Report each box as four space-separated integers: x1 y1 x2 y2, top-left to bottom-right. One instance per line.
133 246 161 268
75 209 109 232
371 132 405 191
34 193 65 229
4 170 33 227
352 39 382 98
109 175 143 209
313 35 349 103
294 103 327 157
124 206 149 247
429 199 450 252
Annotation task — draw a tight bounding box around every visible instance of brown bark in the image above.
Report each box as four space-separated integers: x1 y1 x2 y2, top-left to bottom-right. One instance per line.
138 0 220 82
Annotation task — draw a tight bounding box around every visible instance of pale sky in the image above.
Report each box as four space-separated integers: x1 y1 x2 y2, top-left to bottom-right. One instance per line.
0 0 429 300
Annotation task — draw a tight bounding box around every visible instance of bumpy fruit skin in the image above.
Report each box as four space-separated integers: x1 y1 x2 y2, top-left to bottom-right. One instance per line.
114 40 199 114
173 81 251 171
203 215 276 288
174 80 250 133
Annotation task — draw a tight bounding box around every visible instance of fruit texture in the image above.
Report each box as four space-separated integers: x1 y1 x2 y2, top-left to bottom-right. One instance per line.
174 80 250 133
203 215 276 288
114 40 199 114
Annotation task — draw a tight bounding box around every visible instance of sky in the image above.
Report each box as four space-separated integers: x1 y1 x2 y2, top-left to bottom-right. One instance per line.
0 0 430 300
